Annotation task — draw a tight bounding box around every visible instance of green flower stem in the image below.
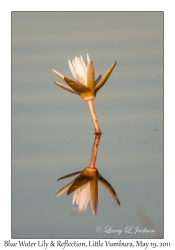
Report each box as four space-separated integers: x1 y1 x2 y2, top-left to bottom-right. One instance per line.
87 100 101 134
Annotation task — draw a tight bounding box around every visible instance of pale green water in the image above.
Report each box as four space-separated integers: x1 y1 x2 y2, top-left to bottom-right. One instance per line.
12 12 163 238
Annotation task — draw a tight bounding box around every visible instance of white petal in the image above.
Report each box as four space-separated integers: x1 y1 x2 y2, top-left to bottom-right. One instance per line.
78 183 90 211
68 60 76 79
72 59 76 69
74 56 87 85
72 183 91 211
80 55 87 72
87 53 90 63
71 59 78 82
72 189 80 204
83 190 90 210
75 57 85 75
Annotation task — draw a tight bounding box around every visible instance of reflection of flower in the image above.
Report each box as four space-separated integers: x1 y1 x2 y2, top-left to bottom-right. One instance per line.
56 167 120 215
72 182 91 213
52 54 116 134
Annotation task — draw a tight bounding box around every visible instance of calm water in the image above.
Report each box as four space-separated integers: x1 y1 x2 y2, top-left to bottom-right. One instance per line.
12 12 163 238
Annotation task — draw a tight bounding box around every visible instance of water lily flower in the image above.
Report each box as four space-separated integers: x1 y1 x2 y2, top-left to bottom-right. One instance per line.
52 54 116 134
55 167 120 215
55 134 120 215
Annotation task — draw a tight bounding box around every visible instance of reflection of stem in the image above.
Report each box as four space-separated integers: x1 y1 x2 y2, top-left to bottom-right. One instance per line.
87 100 101 134
89 134 101 169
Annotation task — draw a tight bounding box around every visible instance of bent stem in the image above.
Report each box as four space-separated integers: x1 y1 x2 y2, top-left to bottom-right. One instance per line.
87 100 101 134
